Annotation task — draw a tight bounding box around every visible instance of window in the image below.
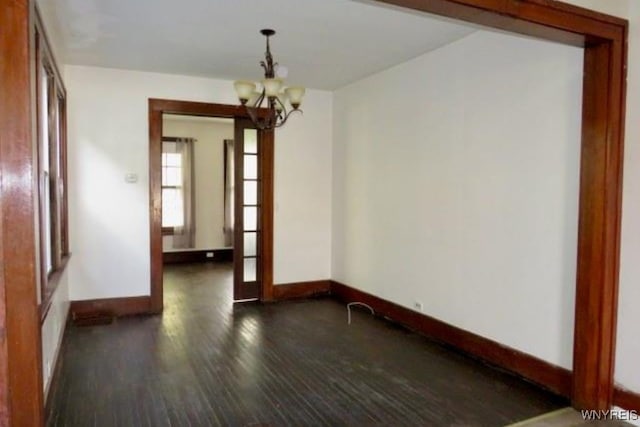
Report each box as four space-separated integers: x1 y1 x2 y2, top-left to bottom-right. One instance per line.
161 138 195 243
35 12 69 316
162 143 185 231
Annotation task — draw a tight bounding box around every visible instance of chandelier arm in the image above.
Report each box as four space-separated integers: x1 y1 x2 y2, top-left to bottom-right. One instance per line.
274 96 287 114
274 108 303 129
254 89 266 108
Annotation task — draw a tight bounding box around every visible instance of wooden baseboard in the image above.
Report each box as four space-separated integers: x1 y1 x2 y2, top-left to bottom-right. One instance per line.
163 248 233 264
330 280 572 398
273 280 331 301
614 386 640 412
70 296 151 318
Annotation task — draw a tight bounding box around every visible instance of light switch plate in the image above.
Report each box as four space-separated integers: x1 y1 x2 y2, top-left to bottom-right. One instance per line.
125 173 138 183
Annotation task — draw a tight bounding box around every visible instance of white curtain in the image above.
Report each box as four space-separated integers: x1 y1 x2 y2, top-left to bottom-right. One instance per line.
171 138 196 249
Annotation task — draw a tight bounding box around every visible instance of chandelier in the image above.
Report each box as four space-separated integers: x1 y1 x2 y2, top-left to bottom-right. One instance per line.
233 29 305 130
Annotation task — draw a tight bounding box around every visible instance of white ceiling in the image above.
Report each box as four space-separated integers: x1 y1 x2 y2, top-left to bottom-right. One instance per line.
38 0 477 90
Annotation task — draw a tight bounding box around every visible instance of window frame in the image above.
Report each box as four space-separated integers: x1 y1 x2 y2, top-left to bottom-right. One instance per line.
35 9 70 320
161 138 190 235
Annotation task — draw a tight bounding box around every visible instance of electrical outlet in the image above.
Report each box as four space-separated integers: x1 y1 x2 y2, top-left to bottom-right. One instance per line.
414 301 423 311
206 252 214 258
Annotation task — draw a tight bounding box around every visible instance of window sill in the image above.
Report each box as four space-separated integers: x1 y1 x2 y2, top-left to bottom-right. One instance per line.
163 227 181 236
40 253 71 323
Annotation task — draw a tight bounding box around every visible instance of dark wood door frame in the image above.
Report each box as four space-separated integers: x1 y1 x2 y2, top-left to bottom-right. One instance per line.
374 0 628 411
0 0 46 425
233 119 263 301
148 99 275 313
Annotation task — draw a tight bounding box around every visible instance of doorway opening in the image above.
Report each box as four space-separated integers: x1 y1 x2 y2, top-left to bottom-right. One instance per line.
161 114 236 303
149 99 275 310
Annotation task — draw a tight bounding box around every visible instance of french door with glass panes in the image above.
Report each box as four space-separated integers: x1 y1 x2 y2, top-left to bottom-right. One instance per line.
233 120 262 301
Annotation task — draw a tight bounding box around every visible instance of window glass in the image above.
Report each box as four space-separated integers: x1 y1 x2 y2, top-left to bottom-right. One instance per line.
162 188 184 227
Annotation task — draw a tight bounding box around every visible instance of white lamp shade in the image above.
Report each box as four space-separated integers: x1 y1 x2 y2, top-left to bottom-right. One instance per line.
234 80 256 101
248 90 261 106
285 86 305 107
262 78 283 97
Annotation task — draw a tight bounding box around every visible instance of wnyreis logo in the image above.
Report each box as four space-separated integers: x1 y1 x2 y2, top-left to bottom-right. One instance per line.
581 409 639 421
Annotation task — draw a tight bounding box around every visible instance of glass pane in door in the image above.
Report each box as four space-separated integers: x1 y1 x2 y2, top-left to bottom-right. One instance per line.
244 232 257 257
234 122 262 301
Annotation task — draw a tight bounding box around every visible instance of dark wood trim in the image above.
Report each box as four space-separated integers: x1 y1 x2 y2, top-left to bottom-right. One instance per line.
149 99 269 119
259 129 275 302
614 387 640 412
161 136 197 143
34 4 69 319
163 249 233 264
40 254 71 322
372 0 627 411
150 99 274 311
59 93 69 257
374 0 625 46
33 7 64 96
0 0 45 424
571 39 622 411
149 104 164 314
273 280 331 301
161 226 175 236
70 296 152 318
330 281 572 397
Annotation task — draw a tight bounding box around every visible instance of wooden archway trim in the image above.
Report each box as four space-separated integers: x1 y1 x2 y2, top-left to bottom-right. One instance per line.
372 0 628 411
0 0 45 425
148 99 276 313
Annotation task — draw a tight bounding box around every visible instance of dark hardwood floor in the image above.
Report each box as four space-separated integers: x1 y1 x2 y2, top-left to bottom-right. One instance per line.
47 263 572 426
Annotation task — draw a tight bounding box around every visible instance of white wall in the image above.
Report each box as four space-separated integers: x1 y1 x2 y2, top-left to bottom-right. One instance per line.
65 66 332 300
162 118 233 251
273 92 333 284
41 269 69 396
561 0 640 398
333 30 583 369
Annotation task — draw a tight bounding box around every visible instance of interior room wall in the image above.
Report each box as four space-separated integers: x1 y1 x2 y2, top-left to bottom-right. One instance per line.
41 270 69 396
161 117 233 251
332 30 584 369
65 65 333 300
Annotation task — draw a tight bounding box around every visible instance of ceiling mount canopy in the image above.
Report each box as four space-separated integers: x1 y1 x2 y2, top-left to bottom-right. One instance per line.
234 29 305 130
